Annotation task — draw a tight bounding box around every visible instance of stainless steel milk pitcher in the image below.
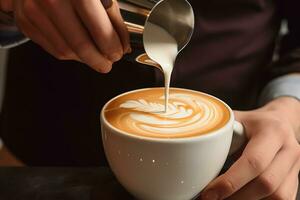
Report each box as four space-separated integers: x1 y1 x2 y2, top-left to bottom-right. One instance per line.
118 0 194 65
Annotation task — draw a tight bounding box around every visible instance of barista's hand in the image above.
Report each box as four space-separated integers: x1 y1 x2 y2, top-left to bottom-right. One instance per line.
0 0 130 73
200 97 300 200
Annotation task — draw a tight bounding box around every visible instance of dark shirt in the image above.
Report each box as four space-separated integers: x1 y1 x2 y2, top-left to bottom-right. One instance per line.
1 0 300 166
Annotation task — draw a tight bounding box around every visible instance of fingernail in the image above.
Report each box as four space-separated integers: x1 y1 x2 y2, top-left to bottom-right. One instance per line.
97 66 112 73
201 190 219 200
94 61 112 73
109 53 122 62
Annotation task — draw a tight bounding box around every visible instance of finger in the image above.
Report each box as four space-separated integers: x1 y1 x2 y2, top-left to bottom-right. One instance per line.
22 0 79 61
227 146 299 200
106 1 131 53
39 0 112 73
73 0 124 61
14 1 61 59
201 128 283 200
264 158 300 200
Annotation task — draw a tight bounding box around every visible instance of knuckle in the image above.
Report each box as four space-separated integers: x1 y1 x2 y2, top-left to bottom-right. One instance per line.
257 173 278 195
244 153 266 174
220 177 237 194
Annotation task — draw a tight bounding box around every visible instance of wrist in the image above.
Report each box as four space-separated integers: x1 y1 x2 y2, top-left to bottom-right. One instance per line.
262 97 300 135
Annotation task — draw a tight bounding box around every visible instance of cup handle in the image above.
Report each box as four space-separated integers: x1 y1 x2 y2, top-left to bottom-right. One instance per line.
229 121 247 156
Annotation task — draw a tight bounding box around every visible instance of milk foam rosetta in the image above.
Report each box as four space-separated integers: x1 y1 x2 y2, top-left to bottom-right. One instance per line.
104 88 230 138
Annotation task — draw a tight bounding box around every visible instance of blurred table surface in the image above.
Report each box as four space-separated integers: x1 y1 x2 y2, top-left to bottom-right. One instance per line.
0 167 299 200
0 167 133 200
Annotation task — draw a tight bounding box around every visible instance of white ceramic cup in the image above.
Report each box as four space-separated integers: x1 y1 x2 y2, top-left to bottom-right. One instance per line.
100 88 246 200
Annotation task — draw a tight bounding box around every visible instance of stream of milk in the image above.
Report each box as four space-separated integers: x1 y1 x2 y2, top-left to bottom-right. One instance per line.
143 23 178 112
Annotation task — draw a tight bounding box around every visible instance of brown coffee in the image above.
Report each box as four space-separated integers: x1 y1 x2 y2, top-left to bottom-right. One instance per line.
104 88 230 139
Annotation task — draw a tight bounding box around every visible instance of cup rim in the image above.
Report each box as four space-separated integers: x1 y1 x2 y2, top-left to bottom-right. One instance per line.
101 87 234 143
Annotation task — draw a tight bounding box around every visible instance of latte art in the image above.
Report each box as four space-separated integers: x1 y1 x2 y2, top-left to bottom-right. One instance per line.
104 88 230 138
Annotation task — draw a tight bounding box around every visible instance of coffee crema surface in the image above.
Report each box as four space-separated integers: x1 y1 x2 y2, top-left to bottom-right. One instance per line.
104 88 230 138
